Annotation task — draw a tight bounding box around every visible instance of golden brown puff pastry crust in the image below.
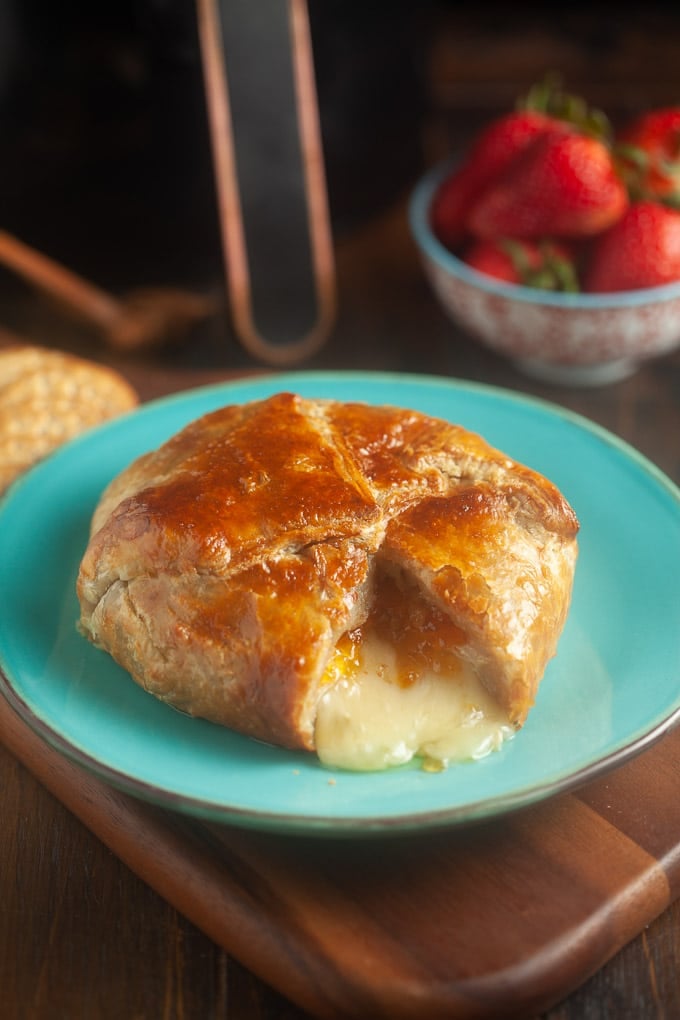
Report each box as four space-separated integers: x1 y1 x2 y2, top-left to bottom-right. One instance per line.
76 392 579 751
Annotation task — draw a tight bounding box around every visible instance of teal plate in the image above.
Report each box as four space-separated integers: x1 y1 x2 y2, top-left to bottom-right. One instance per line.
1 371 679 836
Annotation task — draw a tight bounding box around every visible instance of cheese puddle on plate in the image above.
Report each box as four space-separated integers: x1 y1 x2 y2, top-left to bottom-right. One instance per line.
314 574 515 772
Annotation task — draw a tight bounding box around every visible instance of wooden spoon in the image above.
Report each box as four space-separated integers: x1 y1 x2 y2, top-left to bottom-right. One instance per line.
0 230 217 352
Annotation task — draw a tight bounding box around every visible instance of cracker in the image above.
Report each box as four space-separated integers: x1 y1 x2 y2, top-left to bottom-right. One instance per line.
0 345 138 494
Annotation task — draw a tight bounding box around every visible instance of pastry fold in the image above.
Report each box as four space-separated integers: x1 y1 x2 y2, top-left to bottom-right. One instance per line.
77 392 579 752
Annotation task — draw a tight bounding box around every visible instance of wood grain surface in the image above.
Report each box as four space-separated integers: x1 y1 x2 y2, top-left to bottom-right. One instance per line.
1 683 679 1020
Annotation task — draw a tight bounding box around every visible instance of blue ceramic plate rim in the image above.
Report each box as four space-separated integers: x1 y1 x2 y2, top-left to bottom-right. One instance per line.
409 159 680 309
0 370 679 836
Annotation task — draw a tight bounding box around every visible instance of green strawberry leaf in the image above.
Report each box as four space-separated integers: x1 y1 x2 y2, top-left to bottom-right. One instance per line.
498 238 580 292
518 72 612 144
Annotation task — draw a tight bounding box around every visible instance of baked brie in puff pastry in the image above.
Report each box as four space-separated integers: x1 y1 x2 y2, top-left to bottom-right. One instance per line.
76 392 579 771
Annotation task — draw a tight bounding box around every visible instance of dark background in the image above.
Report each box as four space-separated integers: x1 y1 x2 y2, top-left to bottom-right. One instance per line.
0 0 678 360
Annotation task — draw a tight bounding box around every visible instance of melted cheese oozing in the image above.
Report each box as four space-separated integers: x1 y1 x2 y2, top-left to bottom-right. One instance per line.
314 576 515 772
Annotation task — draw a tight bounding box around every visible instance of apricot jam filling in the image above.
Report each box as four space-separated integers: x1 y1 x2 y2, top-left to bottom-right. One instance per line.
315 573 514 771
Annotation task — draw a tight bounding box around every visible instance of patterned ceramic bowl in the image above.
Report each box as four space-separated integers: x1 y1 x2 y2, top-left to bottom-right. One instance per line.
409 161 680 385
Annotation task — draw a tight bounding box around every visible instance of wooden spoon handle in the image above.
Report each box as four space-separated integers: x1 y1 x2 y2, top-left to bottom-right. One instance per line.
0 231 122 329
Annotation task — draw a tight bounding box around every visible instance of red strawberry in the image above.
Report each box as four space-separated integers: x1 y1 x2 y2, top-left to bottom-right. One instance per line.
467 127 629 239
463 237 579 291
616 107 680 203
430 110 556 250
584 200 680 292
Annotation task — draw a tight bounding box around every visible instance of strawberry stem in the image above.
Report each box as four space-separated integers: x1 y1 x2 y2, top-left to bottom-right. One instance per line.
518 72 612 143
499 239 580 292
614 141 680 204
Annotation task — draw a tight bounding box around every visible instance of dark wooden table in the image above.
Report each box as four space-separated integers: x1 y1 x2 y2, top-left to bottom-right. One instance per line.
1 191 679 1020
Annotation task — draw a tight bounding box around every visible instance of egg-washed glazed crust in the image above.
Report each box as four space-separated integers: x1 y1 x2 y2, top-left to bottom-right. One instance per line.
76 392 579 751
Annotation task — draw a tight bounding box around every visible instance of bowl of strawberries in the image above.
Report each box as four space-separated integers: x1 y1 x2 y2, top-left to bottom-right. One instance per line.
409 78 680 385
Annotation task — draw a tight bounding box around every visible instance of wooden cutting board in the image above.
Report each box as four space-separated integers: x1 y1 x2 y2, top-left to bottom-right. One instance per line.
1 689 678 1020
